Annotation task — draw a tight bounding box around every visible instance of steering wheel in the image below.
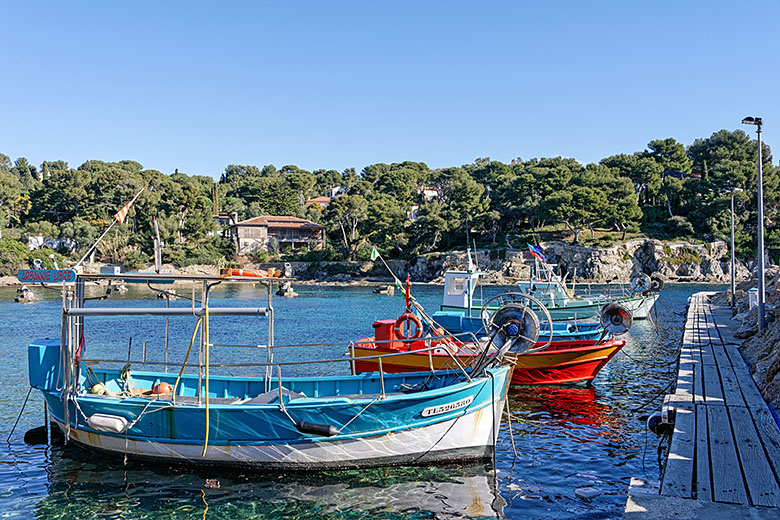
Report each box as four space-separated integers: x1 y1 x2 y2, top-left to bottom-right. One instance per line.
479 292 554 356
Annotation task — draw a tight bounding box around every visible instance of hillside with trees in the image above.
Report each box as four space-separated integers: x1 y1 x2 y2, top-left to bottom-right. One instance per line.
0 128 777 275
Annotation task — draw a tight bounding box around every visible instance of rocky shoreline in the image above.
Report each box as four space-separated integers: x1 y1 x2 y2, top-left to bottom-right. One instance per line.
716 266 780 410
260 238 748 284
0 238 748 287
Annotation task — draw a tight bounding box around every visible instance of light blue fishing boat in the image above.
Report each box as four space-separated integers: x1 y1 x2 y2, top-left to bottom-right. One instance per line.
26 270 512 469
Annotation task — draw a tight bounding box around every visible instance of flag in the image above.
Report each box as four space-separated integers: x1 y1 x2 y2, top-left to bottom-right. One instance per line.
527 243 547 263
370 246 380 261
113 188 144 223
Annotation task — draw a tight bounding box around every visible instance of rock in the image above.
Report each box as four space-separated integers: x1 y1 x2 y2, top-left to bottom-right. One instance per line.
762 379 780 410
574 487 601 500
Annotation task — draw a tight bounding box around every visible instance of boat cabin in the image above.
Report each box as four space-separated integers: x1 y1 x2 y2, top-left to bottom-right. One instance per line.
441 271 485 311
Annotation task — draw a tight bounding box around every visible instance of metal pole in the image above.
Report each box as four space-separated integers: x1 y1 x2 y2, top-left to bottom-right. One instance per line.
757 123 766 332
730 189 736 307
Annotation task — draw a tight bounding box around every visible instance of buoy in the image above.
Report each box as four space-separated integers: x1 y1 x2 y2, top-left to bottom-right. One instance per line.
295 421 339 437
91 383 109 395
87 413 129 433
153 382 172 395
23 425 48 445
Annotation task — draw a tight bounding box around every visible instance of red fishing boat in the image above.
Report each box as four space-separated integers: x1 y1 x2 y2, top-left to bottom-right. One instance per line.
353 282 631 386
353 320 626 386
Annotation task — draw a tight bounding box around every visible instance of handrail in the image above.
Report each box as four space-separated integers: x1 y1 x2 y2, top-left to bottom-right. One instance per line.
78 340 483 369
66 307 268 317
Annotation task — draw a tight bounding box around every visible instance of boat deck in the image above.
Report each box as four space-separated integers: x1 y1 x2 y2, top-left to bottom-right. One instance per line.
625 292 780 518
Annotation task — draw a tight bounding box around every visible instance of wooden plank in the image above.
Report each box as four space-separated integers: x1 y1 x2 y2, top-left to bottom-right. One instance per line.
662 402 695 498
751 408 780 478
676 361 694 398
727 347 769 411
729 406 780 507
708 405 749 504
693 361 705 404
701 363 725 404
712 344 733 370
719 366 747 408
695 403 712 502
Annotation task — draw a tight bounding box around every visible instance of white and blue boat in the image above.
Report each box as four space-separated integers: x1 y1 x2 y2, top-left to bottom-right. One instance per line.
26 270 511 469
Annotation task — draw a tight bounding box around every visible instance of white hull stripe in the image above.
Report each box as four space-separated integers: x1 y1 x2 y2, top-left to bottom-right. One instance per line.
58 398 506 469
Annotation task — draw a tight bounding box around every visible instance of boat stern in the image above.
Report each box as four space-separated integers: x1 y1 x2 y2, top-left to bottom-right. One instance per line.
28 339 61 391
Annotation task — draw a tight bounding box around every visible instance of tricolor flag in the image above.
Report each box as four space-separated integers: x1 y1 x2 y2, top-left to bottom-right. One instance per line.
527 243 547 263
113 188 145 223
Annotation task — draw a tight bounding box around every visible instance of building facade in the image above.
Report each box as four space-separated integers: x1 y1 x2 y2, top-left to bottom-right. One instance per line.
230 216 326 254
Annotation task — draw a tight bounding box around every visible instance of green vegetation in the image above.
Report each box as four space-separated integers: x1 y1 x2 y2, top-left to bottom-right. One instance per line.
0 128 776 272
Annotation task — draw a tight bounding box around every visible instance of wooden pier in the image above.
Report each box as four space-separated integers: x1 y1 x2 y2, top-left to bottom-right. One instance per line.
624 292 780 519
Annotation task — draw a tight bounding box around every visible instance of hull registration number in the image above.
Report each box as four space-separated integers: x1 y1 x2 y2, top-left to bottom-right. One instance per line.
421 396 474 417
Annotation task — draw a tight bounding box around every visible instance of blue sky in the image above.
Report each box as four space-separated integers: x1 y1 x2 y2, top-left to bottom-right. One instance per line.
1 1 778 178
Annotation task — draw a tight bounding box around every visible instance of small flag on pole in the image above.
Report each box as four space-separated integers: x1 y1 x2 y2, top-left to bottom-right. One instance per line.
527 243 547 263
370 246 380 261
113 188 144 223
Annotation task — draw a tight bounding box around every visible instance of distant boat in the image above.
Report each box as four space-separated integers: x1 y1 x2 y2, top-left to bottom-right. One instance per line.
434 264 659 328
26 270 511 469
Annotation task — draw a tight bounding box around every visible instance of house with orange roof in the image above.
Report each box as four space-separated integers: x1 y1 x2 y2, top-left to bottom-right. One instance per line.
305 196 332 209
230 216 326 254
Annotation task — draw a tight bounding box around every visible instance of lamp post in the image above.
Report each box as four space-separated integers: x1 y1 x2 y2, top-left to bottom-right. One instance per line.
729 187 743 307
741 116 765 331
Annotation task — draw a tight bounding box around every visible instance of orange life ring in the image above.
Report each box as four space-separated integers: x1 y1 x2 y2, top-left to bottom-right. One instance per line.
394 313 423 341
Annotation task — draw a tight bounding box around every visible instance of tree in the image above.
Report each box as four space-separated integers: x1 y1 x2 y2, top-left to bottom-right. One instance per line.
323 195 368 255
645 138 692 173
363 194 407 249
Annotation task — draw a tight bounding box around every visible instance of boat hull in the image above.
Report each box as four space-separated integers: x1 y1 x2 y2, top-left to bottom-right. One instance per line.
52 394 505 469
441 292 658 322
36 360 511 469
505 340 625 385
354 339 625 386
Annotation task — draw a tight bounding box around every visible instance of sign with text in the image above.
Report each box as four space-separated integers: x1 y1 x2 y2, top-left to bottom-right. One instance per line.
17 269 77 284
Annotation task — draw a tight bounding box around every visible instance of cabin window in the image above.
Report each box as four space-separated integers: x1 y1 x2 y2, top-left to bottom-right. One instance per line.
446 277 467 296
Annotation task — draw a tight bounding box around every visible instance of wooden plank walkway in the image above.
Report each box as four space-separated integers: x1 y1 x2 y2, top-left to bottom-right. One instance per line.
630 291 780 515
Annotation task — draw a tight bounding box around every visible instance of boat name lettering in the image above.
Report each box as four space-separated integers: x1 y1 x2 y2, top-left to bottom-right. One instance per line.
421 397 474 417
17 269 77 283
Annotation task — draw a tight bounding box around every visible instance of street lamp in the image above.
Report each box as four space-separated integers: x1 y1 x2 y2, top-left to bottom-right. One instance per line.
729 187 744 307
741 116 765 331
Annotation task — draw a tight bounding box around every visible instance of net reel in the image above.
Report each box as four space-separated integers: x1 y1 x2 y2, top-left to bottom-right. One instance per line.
599 303 633 336
629 273 651 294
479 292 554 356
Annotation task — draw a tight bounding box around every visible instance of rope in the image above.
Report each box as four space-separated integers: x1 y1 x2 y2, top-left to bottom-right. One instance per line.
173 318 202 398
338 397 380 434
6 387 33 442
504 398 518 470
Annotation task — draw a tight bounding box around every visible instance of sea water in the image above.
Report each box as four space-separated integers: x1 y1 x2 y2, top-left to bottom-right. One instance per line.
0 282 722 519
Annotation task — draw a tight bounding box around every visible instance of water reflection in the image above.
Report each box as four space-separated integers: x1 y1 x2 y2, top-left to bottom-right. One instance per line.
36 443 504 519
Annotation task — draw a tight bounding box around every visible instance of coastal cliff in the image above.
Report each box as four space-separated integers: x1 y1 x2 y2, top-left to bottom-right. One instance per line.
262 239 747 284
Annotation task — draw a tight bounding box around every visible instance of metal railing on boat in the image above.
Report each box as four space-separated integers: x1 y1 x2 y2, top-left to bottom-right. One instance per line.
78 331 484 402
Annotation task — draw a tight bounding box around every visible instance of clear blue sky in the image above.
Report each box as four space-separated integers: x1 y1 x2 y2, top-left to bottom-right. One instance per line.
2 1 778 178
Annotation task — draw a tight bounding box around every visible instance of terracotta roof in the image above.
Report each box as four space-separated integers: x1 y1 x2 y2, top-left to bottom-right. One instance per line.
233 216 325 229
305 196 332 205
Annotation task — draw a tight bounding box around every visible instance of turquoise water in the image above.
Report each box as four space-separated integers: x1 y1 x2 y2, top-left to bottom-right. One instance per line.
0 282 723 519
